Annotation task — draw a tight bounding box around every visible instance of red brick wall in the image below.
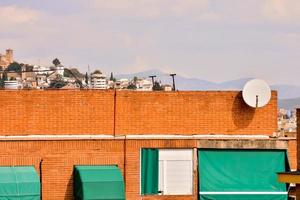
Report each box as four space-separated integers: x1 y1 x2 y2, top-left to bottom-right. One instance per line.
125 139 198 200
116 91 277 135
0 139 199 200
0 90 280 199
288 139 297 169
297 108 300 170
0 90 114 135
0 140 124 200
0 139 292 200
0 90 277 136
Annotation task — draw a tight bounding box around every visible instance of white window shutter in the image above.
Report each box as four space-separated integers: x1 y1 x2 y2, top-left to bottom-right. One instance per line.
158 160 164 193
159 149 193 195
165 160 193 194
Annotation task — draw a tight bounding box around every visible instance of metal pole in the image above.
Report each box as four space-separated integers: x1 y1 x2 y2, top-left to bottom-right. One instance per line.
170 74 176 91
149 75 156 88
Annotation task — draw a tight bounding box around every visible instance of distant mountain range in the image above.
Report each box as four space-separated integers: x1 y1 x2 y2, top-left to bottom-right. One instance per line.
278 98 300 110
116 69 300 110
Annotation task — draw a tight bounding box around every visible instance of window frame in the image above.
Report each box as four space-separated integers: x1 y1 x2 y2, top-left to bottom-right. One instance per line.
140 148 194 196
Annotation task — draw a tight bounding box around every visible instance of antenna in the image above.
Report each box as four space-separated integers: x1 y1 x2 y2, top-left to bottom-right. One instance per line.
88 64 91 88
88 64 91 75
242 79 271 108
170 74 176 91
149 75 156 86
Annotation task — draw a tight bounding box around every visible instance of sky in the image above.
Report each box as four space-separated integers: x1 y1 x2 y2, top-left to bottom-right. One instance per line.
0 0 300 85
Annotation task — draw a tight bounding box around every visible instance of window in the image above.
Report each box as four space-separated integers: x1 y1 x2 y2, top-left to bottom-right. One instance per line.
141 148 193 195
159 149 193 195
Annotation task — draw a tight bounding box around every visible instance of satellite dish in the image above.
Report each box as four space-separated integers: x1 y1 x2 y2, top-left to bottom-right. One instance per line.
242 79 271 108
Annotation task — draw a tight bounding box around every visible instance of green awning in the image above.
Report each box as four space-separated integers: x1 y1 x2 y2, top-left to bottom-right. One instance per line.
198 149 288 200
74 165 125 200
0 166 40 200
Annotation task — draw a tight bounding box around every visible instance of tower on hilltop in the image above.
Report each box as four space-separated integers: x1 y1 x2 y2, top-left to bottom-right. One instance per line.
5 49 13 63
0 49 13 69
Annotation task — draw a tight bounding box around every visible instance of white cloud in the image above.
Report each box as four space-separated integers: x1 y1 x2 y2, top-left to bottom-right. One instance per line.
262 0 300 22
1 1 300 85
0 6 39 25
88 0 217 20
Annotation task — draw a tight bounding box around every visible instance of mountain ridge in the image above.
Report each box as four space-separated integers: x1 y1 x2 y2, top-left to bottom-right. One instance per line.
116 69 300 101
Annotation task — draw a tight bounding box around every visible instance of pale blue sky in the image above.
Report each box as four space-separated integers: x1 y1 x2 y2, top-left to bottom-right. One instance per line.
0 0 300 85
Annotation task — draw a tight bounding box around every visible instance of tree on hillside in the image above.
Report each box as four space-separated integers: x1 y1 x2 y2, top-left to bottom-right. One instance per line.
92 70 102 74
0 73 8 88
152 81 163 91
110 72 114 81
49 74 66 89
2 73 7 81
110 72 116 82
63 70 70 77
85 72 89 85
64 68 84 78
6 62 21 72
127 83 137 90
26 65 34 72
52 58 61 67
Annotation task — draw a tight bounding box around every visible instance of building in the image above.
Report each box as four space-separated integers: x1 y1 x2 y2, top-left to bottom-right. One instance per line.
35 74 48 89
6 72 21 81
277 109 300 199
49 63 64 76
162 84 172 91
278 108 297 136
107 80 115 89
0 49 13 69
4 80 21 89
91 73 107 89
136 79 153 91
33 65 51 75
54 64 64 76
114 78 129 89
0 90 295 199
21 71 37 89
46 72 60 85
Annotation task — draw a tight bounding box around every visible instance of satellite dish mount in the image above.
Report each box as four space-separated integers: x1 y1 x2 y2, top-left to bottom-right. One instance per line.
242 79 271 108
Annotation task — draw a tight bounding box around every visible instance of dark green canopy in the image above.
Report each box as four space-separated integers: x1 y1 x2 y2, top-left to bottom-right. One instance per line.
0 166 40 200
141 148 159 195
74 165 125 200
198 149 288 200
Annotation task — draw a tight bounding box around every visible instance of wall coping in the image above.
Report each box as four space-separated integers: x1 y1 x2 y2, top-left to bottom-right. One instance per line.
0 134 282 141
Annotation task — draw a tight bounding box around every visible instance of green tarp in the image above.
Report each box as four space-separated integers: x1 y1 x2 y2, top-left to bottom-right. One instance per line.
0 166 40 200
74 165 125 200
198 149 288 200
141 148 159 195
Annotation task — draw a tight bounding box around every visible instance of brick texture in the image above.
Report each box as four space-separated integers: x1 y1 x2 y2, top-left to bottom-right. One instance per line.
294 109 299 199
0 90 277 135
0 90 283 200
0 138 293 200
116 91 277 135
125 140 198 200
297 109 300 170
0 140 124 200
288 139 297 170
0 90 114 135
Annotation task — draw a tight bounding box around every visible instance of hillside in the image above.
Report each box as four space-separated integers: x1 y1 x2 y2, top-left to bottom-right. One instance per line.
116 69 300 100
